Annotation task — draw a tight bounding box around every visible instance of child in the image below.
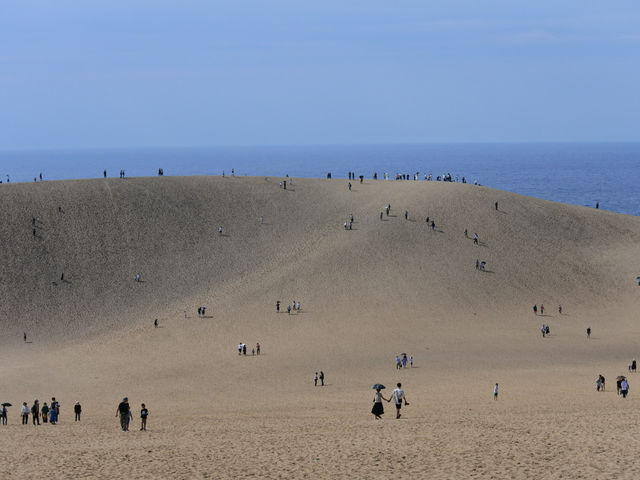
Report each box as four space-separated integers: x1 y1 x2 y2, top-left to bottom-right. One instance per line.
140 404 149 431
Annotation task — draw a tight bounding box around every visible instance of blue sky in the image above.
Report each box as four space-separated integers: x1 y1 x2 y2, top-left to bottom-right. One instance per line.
1 1 639 148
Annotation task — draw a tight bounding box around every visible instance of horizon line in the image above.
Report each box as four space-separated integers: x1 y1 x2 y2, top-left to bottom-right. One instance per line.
1 140 640 153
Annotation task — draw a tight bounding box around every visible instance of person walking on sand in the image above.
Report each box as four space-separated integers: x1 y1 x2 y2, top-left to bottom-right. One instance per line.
540 304 544 315
314 372 318 386
533 305 537 315
256 342 260 355
140 404 148 431
276 300 280 312
116 397 132 431
74 402 82 421
410 356 414 368
1 405 7 425
371 388 390 419
49 400 59 424
404 210 408 220
287 305 292 315
621 379 630 398
31 400 40 425
41 403 48 423
494 383 499 400
587 327 591 339
320 371 325 386
154 319 158 328
21 403 29 424
391 383 409 419
348 182 352 191
596 376 603 392
495 201 498 211
473 233 478 245
402 354 408 368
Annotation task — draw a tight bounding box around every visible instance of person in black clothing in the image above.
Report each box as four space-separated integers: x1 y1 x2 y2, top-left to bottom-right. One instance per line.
116 397 132 431
319 371 325 386
140 404 149 431
74 402 82 421
31 401 40 425
276 301 280 312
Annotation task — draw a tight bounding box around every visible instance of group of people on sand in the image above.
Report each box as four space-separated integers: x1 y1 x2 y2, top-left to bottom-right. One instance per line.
395 354 413 369
532 304 563 315
372 383 409 419
116 397 149 431
275 300 301 315
238 342 260 356
314 371 325 386
8 397 68 425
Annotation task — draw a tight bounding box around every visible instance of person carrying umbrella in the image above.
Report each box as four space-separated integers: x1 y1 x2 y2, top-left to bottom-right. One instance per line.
1 403 9 425
370 385 390 419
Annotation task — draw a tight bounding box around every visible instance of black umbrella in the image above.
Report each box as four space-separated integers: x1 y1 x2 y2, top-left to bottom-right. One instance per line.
371 384 386 390
1 403 11 407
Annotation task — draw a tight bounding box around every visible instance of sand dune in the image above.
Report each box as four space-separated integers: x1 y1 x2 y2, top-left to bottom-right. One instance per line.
1 176 640 479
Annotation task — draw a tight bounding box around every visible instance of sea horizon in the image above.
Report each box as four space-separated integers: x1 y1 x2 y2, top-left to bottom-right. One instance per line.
1 142 639 216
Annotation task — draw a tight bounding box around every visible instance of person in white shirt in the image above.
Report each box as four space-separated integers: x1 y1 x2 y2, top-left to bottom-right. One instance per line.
621 379 630 398
391 383 409 419
21 402 29 424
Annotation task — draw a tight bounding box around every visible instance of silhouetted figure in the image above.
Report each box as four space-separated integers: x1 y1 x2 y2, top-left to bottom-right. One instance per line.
24 332 27 342
154 319 158 328
587 327 591 339
596 202 599 209
104 170 107 178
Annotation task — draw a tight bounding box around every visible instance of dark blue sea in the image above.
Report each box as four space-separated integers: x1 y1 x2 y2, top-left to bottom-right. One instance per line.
0 143 638 216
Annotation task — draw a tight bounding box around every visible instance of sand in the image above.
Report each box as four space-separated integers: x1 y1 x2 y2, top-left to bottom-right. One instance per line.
1 176 640 479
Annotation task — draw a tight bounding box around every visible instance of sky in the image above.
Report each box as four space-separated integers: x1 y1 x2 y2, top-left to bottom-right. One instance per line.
1 0 639 148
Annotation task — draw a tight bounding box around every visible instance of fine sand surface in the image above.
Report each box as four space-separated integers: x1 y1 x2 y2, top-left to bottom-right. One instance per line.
1 176 640 479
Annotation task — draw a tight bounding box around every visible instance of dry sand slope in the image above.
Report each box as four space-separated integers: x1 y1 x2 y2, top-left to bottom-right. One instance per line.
1 176 640 479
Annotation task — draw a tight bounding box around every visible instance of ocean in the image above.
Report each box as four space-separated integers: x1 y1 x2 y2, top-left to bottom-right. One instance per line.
0 143 638 216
